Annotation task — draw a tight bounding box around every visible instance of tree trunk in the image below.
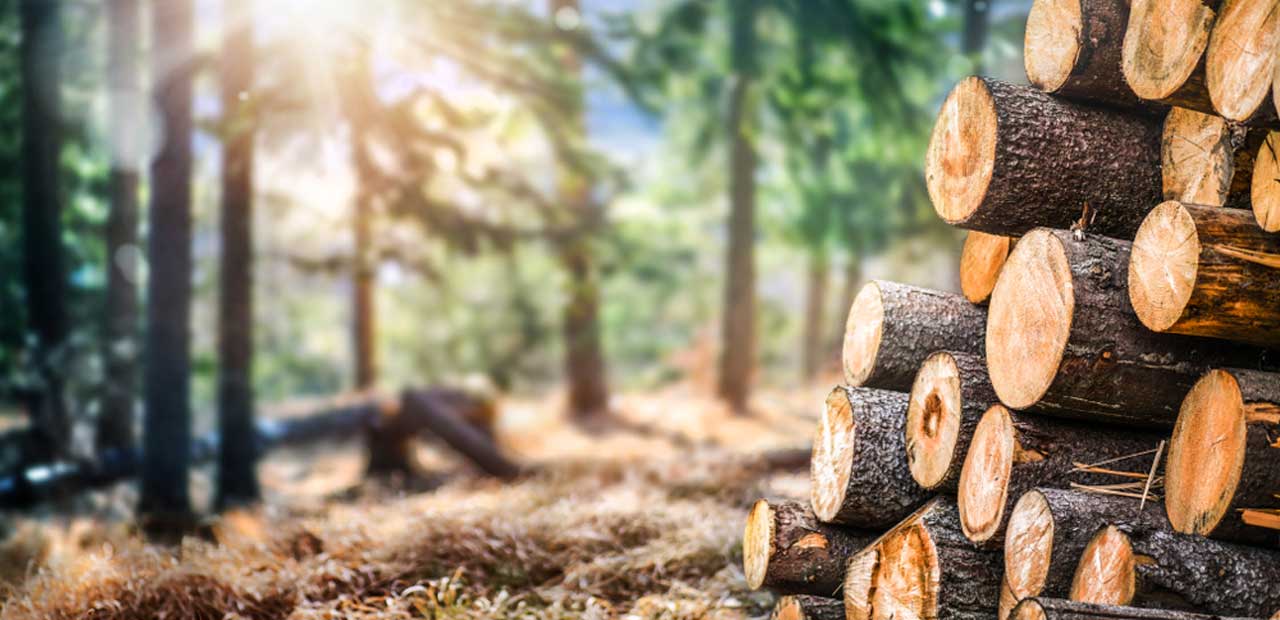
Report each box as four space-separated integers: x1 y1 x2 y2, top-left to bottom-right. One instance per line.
98 0 140 454
957 405 1164 546
1130 201 1280 348
1014 598 1264 620
960 232 1013 305
19 0 70 462
140 0 195 532
216 0 259 510
1025 0 1143 108
743 499 875 596
773 595 845 620
926 77 1163 238
1160 107 1262 209
1250 131 1280 232
843 280 987 392
906 351 996 493
1165 368 1280 546
1071 523 1280 617
810 387 931 528
802 250 829 380
341 49 378 391
986 228 1276 427
1204 0 1280 125
718 72 756 414
1003 489 1170 618
1121 0 1217 114
400 389 520 479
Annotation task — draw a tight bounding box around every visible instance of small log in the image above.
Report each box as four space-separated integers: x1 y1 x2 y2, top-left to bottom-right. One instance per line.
986 228 1276 427
810 386 931 528
961 231 1015 304
1251 132 1280 231
926 77 1163 238
842 281 987 392
1205 0 1280 125
1071 523 1280 617
1003 489 1170 618
1121 0 1217 113
397 389 519 479
956 405 1163 545
1165 368 1280 546
1025 0 1143 108
844 499 1002 620
1130 201 1280 348
774 595 845 620
1015 598 1266 620
906 351 996 492
743 499 875 596
1161 108 1262 208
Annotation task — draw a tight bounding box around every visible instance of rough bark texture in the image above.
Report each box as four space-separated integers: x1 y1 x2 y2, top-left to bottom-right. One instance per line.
1012 230 1276 427
907 352 995 493
1015 598 1263 620
751 500 875 597
845 281 987 392
775 595 846 620
1025 0 1144 108
718 72 757 414
929 78 1163 237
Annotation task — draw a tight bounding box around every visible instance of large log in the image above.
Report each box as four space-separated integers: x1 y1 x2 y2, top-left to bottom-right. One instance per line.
961 232 1015 304
925 77 1162 238
1071 523 1280 617
1014 598 1267 620
774 595 845 620
1024 0 1143 108
1130 201 1280 348
743 499 875 596
1121 0 1217 113
842 281 987 392
1161 108 1262 209
844 499 1002 620
956 405 1162 545
906 351 996 493
986 227 1276 427
1165 368 1280 546
1204 0 1280 125
1003 489 1170 619
810 386 931 528
1251 132 1280 231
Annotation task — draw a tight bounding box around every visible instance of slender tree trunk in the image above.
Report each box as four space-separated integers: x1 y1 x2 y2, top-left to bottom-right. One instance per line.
962 0 992 69
829 255 860 358
141 0 194 529
801 250 828 380
98 0 140 455
718 72 756 413
216 0 259 509
340 49 378 391
19 0 70 461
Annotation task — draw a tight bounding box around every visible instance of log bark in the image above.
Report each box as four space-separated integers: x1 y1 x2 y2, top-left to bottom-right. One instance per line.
926 77 1163 237
906 351 996 492
843 281 987 392
1251 131 1280 231
956 405 1163 545
1003 489 1170 618
1024 0 1144 108
1015 598 1266 620
1165 368 1280 546
744 499 875 596
1204 0 1280 125
1161 108 1263 209
846 499 1002 620
775 595 845 620
391 389 517 479
1071 523 1280 617
1130 202 1280 348
1121 0 1218 114
810 387 931 528
960 232 1014 304
986 228 1277 428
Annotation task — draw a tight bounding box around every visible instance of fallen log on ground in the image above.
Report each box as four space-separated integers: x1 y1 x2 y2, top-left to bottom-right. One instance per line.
961 231 1015 304
1165 368 1280 546
1161 108 1261 209
744 499 875 596
1204 0 1280 125
773 595 845 620
1014 598 1267 620
394 388 519 480
906 351 996 493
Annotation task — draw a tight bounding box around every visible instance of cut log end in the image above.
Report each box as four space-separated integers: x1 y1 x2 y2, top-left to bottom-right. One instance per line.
961 231 1014 304
987 229 1074 410
844 546 879 620
926 77 998 225
1161 108 1234 206
743 499 775 589
1014 598 1049 620
1129 201 1200 333
1121 0 1215 101
1069 525 1135 606
811 389 856 522
1165 369 1247 537
1205 0 1280 123
958 404 1016 543
774 596 843 620
907 352 965 489
773 596 805 620
842 282 884 386
1005 490 1056 607
1024 0 1084 93
1252 132 1280 232
871 523 939 620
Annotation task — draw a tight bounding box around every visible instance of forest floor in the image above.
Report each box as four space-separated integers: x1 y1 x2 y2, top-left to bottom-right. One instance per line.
0 381 829 619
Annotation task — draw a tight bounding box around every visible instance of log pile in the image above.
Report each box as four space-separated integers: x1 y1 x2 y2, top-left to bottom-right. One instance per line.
746 3 1280 618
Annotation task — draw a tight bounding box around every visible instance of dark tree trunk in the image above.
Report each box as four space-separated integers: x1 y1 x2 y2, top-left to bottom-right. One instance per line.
216 0 259 510
961 0 991 69
773 595 845 620
140 0 195 530
98 0 140 455
19 0 70 461
801 250 829 380
718 72 756 414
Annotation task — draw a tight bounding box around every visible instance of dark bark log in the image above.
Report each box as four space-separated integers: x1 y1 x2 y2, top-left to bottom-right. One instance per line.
1014 598 1265 620
718 72 756 413
774 595 845 620
843 281 987 392
399 389 519 479
926 77 1163 238
906 351 995 492
744 499 875 596
810 387 931 528
987 228 1277 428
1025 0 1144 109
140 0 195 528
